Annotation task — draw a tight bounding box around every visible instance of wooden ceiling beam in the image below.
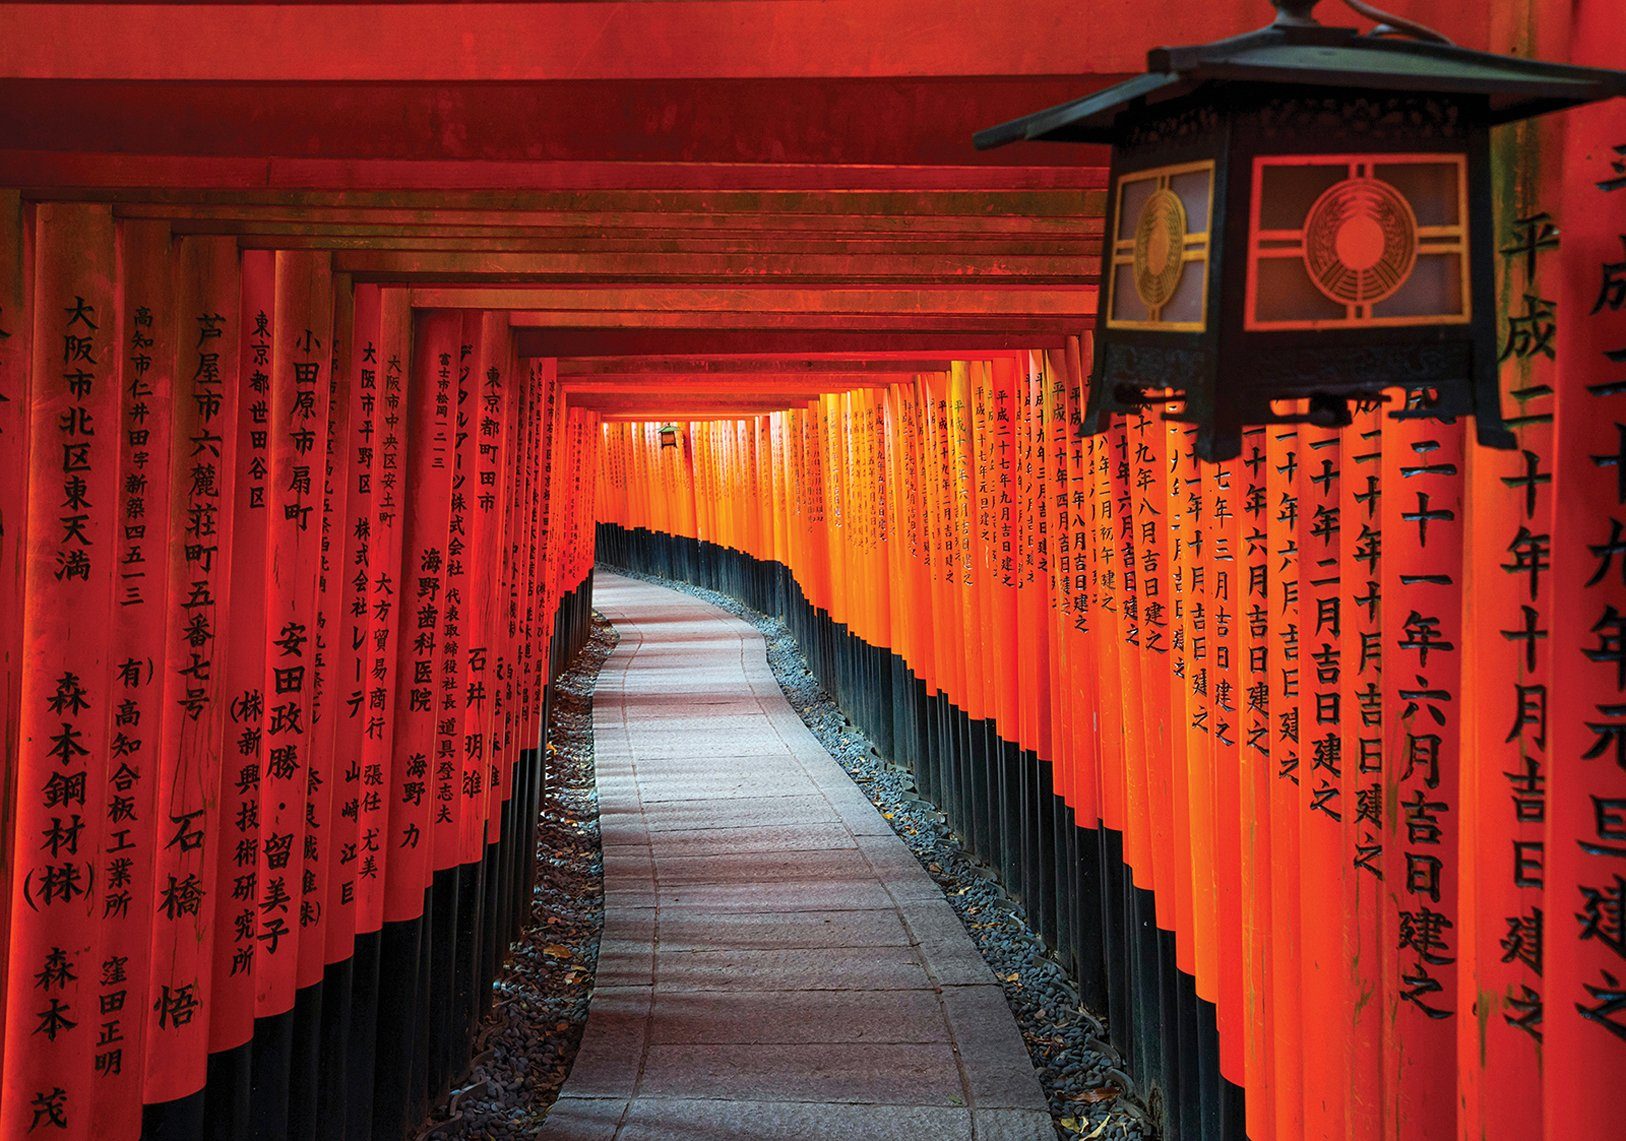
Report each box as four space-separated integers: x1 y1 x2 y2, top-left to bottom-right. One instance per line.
1 152 1107 193
558 358 947 376
509 314 1074 334
36 185 1107 216
562 377 906 394
335 249 1095 285
596 412 789 422
423 286 1094 318
117 207 1104 239
581 410 795 420
519 330 1065 356
0 2 1261 82
235 234 1100 258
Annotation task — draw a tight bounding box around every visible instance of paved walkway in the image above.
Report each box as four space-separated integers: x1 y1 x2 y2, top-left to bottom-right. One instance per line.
541 573 1053 1140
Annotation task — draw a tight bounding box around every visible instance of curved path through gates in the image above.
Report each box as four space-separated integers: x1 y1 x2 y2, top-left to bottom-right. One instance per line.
541 574 1053 1141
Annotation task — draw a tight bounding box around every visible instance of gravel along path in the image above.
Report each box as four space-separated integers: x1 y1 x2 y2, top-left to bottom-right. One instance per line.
418 612 618 1141
602 567 1148 1141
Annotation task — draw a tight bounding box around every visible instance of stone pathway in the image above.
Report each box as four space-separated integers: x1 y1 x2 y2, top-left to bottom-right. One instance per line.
541 573 1054 1141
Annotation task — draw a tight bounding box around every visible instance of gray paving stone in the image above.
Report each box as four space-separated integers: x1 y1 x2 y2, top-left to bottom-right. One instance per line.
596 907 657 987
634 793 838 832
643 822 858 857
940 985 1053 1111
651 847 876 886
653 909 909 952
832 801 904 837
975 1107 1064 1140
603 888 659 909
537 1095 626 1141
629 714 787 735
637 774 820 804
612 1098 979 1140
602 850 656 886
627 731 795 758
857 834 951 900
646 988 949 1045
635 1042 966 1105
627 751 796 772
558 986 651 1099
654 879 898 913
597 812 652 847
654 945 933 992
616 697 766 713
896 900 998 986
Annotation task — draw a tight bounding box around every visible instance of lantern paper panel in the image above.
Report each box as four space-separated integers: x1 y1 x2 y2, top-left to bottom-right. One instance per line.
1108 160 1216 332
1246 154 1471 331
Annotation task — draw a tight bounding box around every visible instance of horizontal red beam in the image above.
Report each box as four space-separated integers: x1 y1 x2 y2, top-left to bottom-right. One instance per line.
0 77 1114 169
426 286 1096 316
596 412 790 422
563 377 908 394
521 330 1066 356
343 252 1095 285
0 2 1266 81
0 151 1109 193
576 400 804 415
54 186 1109 213
558 358 948 375
507 312 1073 331
145 215 1105 243
239 234 1101 258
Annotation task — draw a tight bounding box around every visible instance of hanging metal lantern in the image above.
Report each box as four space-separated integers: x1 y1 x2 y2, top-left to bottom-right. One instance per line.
976 0 1626 460
658 422 681 450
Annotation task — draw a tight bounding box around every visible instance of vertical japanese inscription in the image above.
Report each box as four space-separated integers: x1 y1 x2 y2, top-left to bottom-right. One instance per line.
1546 92 1626 1139
93 220 172 1132
254 252 332 1018
145 235 239 1105
1 202 118 1141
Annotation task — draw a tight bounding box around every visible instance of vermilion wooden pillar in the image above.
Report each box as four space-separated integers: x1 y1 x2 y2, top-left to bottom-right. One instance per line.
199 245 269 1141
94 218 174 1140
1 201 119 1141
0 190 28 1121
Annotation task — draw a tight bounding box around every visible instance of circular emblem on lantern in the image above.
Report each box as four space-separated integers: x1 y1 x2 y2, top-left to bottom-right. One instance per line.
1302 176 1418 306
1132 187 1187 310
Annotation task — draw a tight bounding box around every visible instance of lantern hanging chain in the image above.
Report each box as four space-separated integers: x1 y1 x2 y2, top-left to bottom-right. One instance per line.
1341 0 1453 44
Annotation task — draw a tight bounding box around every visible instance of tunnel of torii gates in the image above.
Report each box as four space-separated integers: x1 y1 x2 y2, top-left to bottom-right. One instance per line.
0 0 1623 1139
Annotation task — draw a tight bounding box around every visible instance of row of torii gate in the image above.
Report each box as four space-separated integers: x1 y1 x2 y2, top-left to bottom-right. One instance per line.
0 3 1622 1141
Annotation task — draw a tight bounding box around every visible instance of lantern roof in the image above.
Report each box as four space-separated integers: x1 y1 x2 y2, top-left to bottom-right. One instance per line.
974 20 1626 149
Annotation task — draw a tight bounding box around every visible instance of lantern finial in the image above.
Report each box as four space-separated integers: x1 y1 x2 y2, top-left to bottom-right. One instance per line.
1270 1 1323 27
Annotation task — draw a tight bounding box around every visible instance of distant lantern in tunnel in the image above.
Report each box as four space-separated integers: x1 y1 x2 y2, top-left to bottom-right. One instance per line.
658 422 681 450
975 0 1626 460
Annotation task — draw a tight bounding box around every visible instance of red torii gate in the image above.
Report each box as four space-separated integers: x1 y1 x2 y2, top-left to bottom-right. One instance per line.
0 2 1622 1140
